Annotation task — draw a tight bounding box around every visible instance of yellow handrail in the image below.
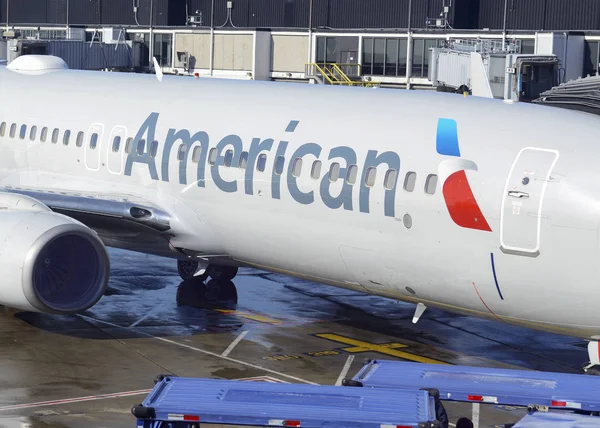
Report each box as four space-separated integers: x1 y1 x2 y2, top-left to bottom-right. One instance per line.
305 63 378 87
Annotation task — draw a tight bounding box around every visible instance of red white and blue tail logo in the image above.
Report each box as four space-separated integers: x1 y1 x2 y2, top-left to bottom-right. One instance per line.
436 118 491 232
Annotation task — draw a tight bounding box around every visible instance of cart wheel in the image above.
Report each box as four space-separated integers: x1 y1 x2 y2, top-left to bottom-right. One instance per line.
131 404 156 419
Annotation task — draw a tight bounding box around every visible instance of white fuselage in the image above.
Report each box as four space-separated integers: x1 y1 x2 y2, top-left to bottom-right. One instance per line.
1 62 600 339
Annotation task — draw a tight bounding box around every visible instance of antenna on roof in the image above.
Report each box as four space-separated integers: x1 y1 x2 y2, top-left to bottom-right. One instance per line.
153 57 163 82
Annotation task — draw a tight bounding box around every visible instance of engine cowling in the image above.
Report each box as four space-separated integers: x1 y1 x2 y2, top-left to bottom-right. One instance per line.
0 194 110 313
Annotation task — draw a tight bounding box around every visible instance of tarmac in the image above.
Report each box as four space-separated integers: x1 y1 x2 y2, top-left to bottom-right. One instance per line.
0 248 590 428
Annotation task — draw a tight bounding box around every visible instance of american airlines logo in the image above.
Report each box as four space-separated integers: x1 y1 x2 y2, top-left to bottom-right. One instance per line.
436 118 492 232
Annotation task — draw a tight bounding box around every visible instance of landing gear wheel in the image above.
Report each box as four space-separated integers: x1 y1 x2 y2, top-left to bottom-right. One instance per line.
177 259 209 282
207 265 238 281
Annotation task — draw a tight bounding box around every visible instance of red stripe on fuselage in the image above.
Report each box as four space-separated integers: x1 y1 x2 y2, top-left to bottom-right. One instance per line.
442 170 492 232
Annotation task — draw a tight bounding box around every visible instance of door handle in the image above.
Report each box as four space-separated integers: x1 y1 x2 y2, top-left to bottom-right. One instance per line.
508 191 529 198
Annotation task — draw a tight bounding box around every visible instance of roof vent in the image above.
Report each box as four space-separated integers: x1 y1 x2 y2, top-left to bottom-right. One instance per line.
7 55 68 74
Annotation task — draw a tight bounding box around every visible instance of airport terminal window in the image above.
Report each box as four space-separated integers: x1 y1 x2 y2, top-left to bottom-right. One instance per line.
384 169 398 190
257 154 267 172
584 41 599 76
425 174 438 195
224 150 234 167
292 158 303 178
238 151 248 169
362 37 408 76
346 165 358 184
63 130 70 145
76 132 84 147
274 155 285 175
112 136 121 152
153 33 172 68
329 162 341 182
412 39 440 78
29 126 37 141
311 160 322 179
521 39 535 55
125 138 133 153
90 133 98 149
192 146 202 163
404 172 416 192
150 141 158 158
364 167 377 187
10 124 16 138
19 125 26 140
209 148 218 165
0 122 5 137
52 128 59 144
177 144 186 161
40 127 48 142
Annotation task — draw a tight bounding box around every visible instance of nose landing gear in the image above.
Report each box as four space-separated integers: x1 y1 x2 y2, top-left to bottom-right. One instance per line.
177 259 238 282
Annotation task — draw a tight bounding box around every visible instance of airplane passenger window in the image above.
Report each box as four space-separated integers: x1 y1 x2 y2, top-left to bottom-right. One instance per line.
274 155 285 175
346 164 358 184
238 151 248 169
9 124 16 138
425 174 438 195
329 162 341 182
311 160 322 179
112 136 121 152
150 141 158 158
29 126 37 141
224 149 234 167
40 127 48 142
137 139 146 155
384 169 398 190
257 154 267 172
76 132 84 147
0 122 5 137
125 138 133 153
19 125 26 140
292 158 303 178
192 146 202 163
365 167 377 187
177 144 186 161
63 130 70 145
209 148 218 165
51 128 59 144
90 133 98 149
404 171 416 192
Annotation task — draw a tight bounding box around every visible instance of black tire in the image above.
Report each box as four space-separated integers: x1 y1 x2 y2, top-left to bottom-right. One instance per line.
177 260 209 282
208 265 238 281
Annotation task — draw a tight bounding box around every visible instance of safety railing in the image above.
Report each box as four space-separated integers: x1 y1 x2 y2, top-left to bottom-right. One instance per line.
305 63 379 87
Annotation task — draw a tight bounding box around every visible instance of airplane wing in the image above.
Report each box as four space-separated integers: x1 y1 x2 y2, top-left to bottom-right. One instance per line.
0 186 177 258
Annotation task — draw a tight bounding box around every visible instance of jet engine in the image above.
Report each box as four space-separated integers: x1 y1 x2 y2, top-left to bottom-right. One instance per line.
0 193 110 314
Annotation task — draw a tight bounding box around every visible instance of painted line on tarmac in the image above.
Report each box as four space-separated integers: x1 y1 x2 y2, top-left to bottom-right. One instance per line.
334 355 355 386
0 389 153 412
77 314 318 385
129 303 170 328
222 330 249 357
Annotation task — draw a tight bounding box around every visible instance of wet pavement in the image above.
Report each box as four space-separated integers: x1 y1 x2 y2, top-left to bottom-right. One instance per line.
0 248 590 428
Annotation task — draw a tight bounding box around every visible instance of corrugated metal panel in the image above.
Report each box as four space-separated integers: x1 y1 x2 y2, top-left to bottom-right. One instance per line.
47 40 132 69
545 0 600 30
6 0 47 24
506 0 545 30
311 0 329 28
101 0 168 27
0 0 4 25
69 0 101 25
167 0 186 26
452 0 479 29
478 0 503 29
47 0 67 24
248 0 285 27
329 0 409 29
289 0 310 28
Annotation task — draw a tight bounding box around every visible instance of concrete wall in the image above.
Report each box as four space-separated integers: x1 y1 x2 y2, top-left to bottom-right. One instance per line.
213 34 253 71
271 34 308 73
174 33 211 69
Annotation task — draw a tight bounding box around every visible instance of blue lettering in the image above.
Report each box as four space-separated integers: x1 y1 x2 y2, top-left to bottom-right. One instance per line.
359 150 401 218
287 143 322 205
271 121 298 199
211 134 243 193
124 112 159 180
245 137 274 195
320 146 356 211
162 128 210 186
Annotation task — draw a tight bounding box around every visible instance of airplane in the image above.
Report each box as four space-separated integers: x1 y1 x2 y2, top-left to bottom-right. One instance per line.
1 54 600 373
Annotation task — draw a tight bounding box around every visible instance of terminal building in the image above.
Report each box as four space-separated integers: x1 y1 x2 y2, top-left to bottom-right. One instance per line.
1 0 600 91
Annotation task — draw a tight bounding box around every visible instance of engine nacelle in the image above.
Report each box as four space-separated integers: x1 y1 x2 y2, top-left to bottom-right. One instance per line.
0 195 110 313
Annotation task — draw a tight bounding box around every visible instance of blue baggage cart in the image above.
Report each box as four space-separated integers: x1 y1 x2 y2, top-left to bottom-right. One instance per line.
345 359 600 412
132 375 440 428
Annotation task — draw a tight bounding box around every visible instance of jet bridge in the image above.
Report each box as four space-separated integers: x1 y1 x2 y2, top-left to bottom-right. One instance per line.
429 39 559 102
533 75 600 115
